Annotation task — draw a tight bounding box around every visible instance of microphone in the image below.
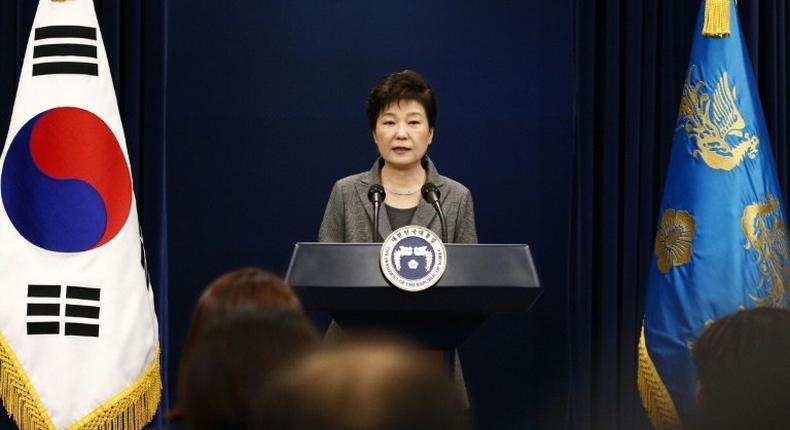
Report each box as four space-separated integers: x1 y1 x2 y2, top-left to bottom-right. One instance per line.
421 182 448 243
368 184 386 242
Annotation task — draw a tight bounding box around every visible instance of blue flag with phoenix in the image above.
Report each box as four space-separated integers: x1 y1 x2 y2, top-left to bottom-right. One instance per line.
638 0 790 429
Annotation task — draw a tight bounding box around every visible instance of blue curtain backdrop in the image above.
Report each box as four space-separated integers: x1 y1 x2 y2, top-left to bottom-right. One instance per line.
1 1 788 430
571 1 789 429
0 1 169 428
164 2 575 429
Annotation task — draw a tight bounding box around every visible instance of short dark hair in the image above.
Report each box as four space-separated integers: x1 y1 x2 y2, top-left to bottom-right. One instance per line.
180 308 319 430
367 69 437 130
693 307 790 430
180 268 303 354
170 267 304 421
252 338 471 430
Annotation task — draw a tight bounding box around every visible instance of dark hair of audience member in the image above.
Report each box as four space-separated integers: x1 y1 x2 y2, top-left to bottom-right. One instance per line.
693 306 790 430
180 308 319 430
252 336 472 430
168 267 306 421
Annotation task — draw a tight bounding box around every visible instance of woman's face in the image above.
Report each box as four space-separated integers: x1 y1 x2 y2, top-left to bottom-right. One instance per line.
373 99 433 170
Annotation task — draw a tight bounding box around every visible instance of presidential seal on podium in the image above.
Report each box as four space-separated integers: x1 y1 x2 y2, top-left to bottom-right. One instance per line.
380 225 447 292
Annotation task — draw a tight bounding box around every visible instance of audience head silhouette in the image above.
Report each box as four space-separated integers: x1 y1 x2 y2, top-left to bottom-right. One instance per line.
170 267 317 428
181 308 318 430
693 306 790 430
253 337 472 430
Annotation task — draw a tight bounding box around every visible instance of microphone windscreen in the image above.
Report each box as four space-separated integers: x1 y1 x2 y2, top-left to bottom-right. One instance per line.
421 182 441 203
368 184 385 203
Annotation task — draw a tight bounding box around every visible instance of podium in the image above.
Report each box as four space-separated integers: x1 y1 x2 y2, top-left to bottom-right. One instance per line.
285 243 542 349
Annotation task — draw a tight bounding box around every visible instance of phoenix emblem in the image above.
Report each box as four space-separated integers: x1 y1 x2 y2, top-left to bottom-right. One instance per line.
741 193 790 307
677 66 759 171
393 246 433 272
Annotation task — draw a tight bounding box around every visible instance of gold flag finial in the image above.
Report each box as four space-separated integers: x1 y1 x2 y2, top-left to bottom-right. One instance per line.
702 0 731 37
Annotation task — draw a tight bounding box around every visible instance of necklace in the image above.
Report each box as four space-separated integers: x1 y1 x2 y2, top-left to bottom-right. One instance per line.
386 188 419 196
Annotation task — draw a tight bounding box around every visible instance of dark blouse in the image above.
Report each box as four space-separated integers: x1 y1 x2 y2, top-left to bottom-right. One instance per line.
385 204 417 230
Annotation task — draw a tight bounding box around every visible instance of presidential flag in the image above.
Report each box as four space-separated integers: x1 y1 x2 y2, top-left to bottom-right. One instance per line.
638 0 790 429
0 1 161 429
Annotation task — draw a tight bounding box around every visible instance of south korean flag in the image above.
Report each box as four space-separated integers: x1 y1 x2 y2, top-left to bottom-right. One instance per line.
0 1 161 429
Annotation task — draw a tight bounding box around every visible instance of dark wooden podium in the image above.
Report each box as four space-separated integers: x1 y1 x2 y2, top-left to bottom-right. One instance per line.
285 243 542 348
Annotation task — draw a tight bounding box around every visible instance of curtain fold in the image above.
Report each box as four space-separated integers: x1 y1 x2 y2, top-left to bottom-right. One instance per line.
571 1 789 429
0 1 169 428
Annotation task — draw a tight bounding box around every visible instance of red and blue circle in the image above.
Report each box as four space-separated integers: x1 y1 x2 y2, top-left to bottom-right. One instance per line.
1 107 132 252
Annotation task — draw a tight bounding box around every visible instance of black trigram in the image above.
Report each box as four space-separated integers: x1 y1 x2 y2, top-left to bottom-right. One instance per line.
26 285 100 337
32 25 98 77
26 285 60 335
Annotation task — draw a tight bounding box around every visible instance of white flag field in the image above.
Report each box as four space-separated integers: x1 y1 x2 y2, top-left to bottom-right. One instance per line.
0 1 161 429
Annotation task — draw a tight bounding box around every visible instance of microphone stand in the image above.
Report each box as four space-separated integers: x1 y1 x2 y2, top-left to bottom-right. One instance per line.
368 184 386 242
373 203 381 242
421 183 448 243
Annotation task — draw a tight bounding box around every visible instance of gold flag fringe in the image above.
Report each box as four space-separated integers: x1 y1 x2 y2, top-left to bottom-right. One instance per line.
0 332 56 430
702 0 731 37
66 349 161 430
1 330 161 430
637 326 682 430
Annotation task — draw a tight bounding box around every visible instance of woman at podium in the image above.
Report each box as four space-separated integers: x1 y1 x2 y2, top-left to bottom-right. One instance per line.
317 70 475 407
318 69 477 244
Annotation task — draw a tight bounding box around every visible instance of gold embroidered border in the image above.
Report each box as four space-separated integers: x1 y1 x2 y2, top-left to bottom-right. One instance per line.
0 330 160 430
637 325 682 430
0 331 56 430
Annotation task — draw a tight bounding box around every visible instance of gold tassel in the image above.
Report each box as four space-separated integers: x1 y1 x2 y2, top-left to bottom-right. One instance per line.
1 330 161 430
0 333 56 430
702 0 731 37
66 350 161 430
637 326 683 430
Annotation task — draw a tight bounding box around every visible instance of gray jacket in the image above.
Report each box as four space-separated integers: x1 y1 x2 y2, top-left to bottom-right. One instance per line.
318 158 478 243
